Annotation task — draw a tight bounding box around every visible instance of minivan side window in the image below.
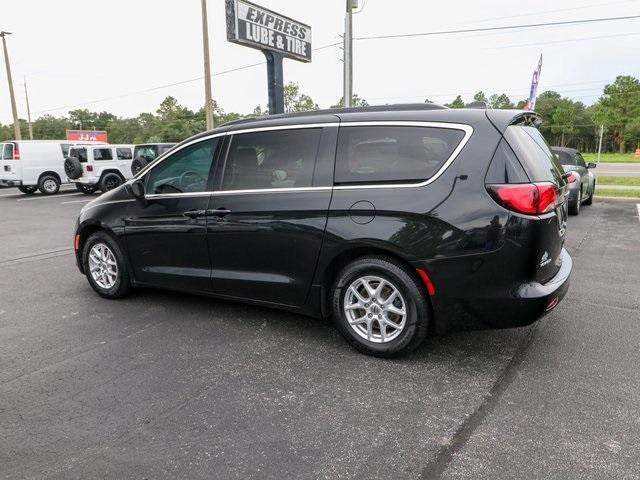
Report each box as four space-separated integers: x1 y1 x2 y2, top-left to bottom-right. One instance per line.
117 148 133 160
335 126 465 184
221 128 322 191
146 138 219 195
93 148 113 161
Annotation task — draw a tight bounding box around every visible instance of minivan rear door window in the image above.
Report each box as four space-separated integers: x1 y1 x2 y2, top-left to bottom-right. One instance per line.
334 126 465 184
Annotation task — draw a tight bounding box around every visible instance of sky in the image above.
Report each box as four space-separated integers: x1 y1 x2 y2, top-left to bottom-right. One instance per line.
1 0 639 124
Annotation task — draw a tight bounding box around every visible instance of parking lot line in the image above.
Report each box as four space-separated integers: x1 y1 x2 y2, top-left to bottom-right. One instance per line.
61 198 94 204
16 192 84 202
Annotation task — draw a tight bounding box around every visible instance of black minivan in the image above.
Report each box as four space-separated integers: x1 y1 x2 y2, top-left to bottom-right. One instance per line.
73 105 571 357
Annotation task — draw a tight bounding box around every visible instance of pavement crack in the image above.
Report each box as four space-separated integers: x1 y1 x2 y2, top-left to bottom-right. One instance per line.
418 322 540 480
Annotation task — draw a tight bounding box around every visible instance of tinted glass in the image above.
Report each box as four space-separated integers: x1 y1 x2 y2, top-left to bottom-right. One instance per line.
576 153 587 168
222 128 321 191
553 150 576 166
70 147 88 162
486 138 530 184
335 126 465 184
93 148 113 161
117 148 133 160
61 144 72 157
134 145 158 160
505 126 565 185
146 138 218 194
3 143 13 160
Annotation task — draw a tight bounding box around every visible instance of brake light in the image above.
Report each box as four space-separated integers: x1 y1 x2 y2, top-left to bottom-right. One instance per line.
487 182 558 215
86 165 93 172
13 144 19 160
566 172 577 183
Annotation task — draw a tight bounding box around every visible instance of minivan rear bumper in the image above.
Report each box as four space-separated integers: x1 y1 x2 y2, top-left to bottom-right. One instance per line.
430 248 572 332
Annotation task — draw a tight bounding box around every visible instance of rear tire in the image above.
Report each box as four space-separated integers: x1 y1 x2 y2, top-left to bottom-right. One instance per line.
99 172 124 193
38 175 60 195
76 183 98 194
569 189 581 216
331 256 429 357
82 231 132 299
18 185 37 194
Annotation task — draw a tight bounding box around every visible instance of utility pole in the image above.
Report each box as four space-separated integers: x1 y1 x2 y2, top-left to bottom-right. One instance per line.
0 31 21 140
343 0 355 108
201 0 215 130
24 76 33 140
597 124 604 164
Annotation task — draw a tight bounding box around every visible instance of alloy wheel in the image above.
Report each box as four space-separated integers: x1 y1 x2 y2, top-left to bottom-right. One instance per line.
88 243 119 289
343 275 407 343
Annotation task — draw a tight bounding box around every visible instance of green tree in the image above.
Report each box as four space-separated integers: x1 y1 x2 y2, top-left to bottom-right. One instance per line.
446 95 465 108
592 75 640 153
284 82 318 113
551 99 579 147
488 93 514 109
331 94 369 108
473 91 488 104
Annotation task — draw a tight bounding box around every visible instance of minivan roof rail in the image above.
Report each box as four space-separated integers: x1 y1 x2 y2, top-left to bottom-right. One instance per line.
220 103 449 127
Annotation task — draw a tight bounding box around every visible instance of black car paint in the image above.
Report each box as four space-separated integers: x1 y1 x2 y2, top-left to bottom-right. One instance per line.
75 107 571 334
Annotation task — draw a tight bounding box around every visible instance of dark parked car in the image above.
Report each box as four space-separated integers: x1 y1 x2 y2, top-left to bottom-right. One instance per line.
73 105 571 357
551 146 596 215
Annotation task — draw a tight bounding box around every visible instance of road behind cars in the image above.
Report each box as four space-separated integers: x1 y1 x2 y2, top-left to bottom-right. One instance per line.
0 191 639 479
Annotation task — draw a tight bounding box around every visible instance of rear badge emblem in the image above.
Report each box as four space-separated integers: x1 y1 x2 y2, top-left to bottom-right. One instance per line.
540 251 552 267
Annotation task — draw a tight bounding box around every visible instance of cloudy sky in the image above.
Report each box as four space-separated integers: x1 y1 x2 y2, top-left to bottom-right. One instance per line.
1 0 639 124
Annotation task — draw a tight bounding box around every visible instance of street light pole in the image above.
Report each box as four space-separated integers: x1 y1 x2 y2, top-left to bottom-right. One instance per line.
343 0 354 108
24 76 33 140
0 31 21 140
201 0 215 130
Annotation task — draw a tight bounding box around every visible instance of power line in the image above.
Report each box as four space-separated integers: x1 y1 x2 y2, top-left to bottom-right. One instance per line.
354 15 640 41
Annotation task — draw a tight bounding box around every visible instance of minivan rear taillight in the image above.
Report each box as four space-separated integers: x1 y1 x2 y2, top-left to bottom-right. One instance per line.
13 144 19 160
487 182 558 215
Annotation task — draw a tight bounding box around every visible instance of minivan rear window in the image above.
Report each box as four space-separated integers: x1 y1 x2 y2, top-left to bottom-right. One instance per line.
506 126 564 185
335 126 465 184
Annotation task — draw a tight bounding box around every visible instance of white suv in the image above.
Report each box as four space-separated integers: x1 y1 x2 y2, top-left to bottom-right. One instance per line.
65 144 134 193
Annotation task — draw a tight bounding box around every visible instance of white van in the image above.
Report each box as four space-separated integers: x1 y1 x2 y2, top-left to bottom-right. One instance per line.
0 140 104 194
65 144 135 193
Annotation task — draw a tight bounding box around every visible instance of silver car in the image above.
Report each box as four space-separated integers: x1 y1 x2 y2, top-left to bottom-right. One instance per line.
551 147 596 215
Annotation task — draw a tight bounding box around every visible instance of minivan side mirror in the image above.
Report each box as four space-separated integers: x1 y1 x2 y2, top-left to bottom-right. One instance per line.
587 162 597 169
129 179 145 199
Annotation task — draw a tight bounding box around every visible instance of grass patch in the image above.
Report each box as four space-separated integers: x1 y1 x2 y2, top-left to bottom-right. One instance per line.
595 188 640 199
583 152 640 163
597 176 640 186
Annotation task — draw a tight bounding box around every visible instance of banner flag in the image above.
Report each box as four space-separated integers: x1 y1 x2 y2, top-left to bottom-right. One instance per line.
524 54 543 111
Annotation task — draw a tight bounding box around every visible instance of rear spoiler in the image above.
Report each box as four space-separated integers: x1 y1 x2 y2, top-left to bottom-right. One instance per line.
485 109 542 132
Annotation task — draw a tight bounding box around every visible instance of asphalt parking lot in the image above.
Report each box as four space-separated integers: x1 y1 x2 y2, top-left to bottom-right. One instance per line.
1 187 639 479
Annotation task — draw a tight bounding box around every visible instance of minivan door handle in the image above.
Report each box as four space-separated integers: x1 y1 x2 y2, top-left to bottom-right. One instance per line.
207 208 232 217
183 209 206 218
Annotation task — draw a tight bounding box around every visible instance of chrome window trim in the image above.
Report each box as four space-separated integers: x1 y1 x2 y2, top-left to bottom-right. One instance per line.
333 121 473 190
137 120 474 199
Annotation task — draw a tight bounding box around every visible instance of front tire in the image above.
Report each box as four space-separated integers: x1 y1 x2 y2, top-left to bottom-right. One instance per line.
584 182 594 205
38 175 60 195
82 231 132 299
331 256 429 357
18 185 37 194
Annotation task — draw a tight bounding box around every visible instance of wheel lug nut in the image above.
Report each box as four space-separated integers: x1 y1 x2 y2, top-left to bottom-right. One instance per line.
368 313 372 318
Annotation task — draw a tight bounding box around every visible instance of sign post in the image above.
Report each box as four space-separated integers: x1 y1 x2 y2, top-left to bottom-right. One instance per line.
225 0 312 114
